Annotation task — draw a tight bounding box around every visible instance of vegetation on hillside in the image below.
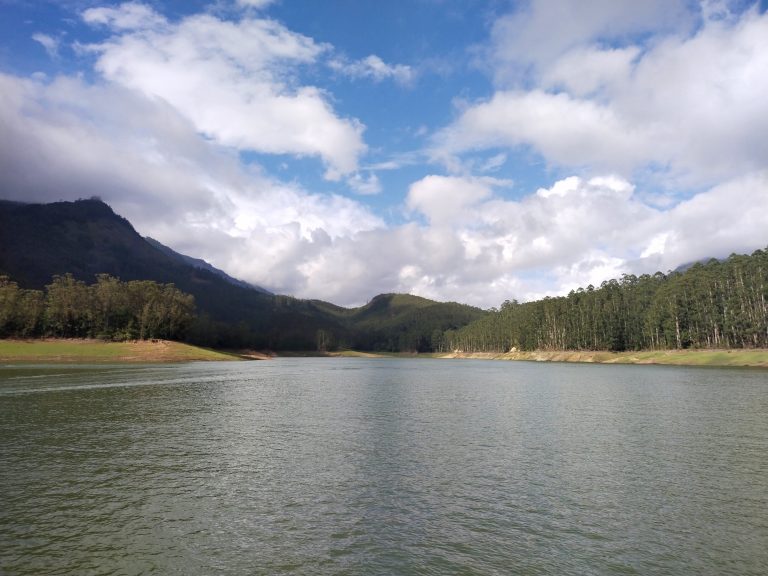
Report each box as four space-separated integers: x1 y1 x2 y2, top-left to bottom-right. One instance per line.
0 274 195 341
0 272 485 352
443 249 768 352
328 294 487 352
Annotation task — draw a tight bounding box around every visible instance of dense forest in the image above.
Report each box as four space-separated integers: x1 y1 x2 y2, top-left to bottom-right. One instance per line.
442 249 768 353
0 274 195 341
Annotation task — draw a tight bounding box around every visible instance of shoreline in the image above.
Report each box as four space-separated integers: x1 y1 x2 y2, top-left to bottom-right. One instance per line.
434 349 768 368
288 348 768 368
296 348 768 368
2 339 767 368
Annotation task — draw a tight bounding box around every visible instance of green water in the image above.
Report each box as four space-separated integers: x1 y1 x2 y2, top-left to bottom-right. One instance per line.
1 359 767 575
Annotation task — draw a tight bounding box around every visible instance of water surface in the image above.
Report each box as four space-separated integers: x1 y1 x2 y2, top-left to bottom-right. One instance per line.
1 359 767 575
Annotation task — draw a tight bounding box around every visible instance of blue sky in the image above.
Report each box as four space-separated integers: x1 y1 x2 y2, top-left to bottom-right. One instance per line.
1 0 767 307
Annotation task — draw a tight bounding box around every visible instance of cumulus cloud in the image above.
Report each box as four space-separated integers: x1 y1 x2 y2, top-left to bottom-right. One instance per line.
433 90 643 172
82 2 366 178
407 175 494 227
541 45 640 96
488 0 691 85
440 2 768 188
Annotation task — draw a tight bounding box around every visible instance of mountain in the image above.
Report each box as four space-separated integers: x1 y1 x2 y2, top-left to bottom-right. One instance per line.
0 198 169 289
144 237 271 294
673 257 724 273
0 198 334 348
316 293 487 352
0 198 485 351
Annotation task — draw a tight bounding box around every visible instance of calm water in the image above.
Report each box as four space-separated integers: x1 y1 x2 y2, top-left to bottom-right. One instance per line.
1 359 767 575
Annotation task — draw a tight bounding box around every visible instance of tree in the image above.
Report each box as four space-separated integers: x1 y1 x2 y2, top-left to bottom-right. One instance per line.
45 274 91 337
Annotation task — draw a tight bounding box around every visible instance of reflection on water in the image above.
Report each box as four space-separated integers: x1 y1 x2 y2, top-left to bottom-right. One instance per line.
1 359 767 575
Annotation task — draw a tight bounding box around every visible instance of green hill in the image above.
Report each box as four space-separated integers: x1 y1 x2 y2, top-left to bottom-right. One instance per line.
309 293 486 352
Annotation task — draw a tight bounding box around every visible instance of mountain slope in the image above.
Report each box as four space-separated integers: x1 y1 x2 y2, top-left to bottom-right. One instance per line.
145 237 271 294
0 199 485 351
0 198 327 347
317 293 487 352
0 199 171 289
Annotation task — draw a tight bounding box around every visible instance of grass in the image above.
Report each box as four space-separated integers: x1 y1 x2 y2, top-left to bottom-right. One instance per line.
0 339 245 363
609 349 768 367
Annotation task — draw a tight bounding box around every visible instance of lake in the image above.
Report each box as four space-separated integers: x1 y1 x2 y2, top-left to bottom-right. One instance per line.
1 358 767 575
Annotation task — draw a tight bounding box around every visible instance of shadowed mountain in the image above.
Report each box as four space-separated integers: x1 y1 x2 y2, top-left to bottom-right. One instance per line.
0 198 485 350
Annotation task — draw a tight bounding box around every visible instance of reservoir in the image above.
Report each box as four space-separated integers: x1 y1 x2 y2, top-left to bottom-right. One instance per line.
1 358 767 575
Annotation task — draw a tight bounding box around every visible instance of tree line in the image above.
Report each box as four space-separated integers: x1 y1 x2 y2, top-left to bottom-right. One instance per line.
2 248 766 352
0 273 195 341
442 249 768 353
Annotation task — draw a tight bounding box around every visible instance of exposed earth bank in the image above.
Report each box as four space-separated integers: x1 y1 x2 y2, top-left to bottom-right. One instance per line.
436 349 768 368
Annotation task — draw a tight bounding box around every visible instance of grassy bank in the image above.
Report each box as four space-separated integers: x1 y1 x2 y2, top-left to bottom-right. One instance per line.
437 349 768 368
0 339 246 363
19 341 754 366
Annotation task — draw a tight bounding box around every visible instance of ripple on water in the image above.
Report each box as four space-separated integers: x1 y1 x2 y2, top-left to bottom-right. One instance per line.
1 359 767 575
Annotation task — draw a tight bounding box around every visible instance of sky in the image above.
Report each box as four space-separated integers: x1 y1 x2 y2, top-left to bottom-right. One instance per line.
1 0 767 308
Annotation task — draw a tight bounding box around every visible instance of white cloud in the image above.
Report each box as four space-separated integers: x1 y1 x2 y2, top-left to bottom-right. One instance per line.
406 175 493 227
31 33 60 59
236 0 275 9
347 172 382 195
640 171 768 272
541 45 640 96
82 2 366 178
432 90 643 172
83 2 167 31
488 0 691 85
479 153 507 173
330 54 414 85
437 5 768 188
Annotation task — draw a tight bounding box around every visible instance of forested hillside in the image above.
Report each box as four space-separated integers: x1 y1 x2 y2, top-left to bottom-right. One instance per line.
443 250 768 352
325 294 486 352
0 273 485 352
